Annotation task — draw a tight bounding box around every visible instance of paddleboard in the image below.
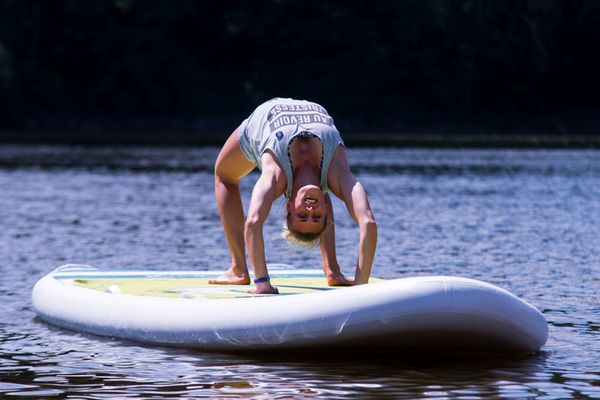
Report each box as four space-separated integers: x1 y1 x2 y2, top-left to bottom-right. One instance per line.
31 264 548 354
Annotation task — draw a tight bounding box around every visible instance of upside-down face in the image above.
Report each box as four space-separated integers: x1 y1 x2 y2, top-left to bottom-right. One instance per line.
287 185 327 234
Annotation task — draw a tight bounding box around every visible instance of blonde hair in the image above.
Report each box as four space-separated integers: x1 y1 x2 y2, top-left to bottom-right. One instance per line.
282 214 328 250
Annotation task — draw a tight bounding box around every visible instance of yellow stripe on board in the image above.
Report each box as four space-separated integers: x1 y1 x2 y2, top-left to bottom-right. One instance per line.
71 277 383 299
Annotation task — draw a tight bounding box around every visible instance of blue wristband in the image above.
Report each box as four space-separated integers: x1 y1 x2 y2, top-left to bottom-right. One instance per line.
254 276 270 284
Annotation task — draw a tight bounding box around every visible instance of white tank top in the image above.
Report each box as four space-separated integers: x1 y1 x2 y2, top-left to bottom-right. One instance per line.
237 98 345 198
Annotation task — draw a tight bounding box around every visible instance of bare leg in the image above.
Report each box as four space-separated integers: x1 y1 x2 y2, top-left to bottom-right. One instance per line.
208 129 255 285
319 194 353 286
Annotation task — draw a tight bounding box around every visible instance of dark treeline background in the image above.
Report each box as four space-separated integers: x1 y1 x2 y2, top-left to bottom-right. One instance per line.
1 0 599 144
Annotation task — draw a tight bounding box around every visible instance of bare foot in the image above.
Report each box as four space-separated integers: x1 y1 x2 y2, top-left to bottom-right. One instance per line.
247 282 279 294
327 274 354 286
208 269 250 285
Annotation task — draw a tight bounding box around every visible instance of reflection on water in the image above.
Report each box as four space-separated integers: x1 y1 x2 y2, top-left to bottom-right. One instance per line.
1 330 595 399
1 145 599 399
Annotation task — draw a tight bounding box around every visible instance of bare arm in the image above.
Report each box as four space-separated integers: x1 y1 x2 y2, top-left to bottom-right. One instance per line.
328 147 377 284
319 194 353 285
244 154 286 293
346 179 377 284
245 172 277 281
319 194 337 273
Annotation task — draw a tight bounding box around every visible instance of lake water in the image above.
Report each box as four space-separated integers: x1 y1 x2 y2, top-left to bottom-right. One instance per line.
0 145 599 399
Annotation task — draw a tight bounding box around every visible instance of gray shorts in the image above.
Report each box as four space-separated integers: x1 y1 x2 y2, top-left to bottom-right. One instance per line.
237 117 259 165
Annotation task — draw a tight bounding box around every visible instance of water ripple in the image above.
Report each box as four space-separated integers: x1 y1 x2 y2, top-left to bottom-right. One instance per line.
1 146 599 398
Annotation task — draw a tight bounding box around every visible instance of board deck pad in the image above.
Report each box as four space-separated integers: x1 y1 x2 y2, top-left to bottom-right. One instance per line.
55 269 381 300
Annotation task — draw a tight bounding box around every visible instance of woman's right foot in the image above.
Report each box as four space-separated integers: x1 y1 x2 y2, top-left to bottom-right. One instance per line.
327 273 354 286
208 269 250 285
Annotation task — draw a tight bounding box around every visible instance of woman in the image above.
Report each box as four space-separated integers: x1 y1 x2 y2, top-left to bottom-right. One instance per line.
209 98 377 294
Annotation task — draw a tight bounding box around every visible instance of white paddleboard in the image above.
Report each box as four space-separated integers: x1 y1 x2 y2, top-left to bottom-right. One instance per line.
31 264 548 355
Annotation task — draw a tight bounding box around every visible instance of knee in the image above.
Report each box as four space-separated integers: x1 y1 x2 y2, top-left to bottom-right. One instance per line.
214 163 228 183
214 156 241 183
214 171 239 188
